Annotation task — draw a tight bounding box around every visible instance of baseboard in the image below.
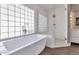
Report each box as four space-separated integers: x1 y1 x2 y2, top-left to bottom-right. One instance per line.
71 42 79 45
46 43 71 48
46 45 56 48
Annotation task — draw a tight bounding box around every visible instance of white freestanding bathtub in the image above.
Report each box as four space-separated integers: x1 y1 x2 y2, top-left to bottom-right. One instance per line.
0 34 47 55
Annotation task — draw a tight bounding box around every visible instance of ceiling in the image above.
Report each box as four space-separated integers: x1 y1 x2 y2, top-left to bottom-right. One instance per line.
41 4 79 12
40 4 65 11
71 4 79 12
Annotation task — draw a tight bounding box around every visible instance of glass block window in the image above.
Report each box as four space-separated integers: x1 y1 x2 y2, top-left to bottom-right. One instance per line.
38 14 47 32
0 4 35 40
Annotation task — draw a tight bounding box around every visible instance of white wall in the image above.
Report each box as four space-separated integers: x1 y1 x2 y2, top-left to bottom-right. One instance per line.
55 5 68 39
75 12 79 17
24 4 48 33
46 4 68 48
70 11 79 43
24 4 69 48
70 11 79 29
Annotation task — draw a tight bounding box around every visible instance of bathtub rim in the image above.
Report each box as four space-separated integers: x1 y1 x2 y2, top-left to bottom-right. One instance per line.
0 34 47 55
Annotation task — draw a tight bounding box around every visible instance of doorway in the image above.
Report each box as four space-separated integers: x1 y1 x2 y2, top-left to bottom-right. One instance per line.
69 4 79 44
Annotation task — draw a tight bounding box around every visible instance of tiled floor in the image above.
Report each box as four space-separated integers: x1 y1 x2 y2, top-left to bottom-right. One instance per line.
40 44 79 55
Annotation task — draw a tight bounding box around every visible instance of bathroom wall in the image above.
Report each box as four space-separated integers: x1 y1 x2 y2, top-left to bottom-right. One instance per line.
75 12 79 17
46 4 68 48
55 5 68 40
70 11 75 29
24 4 48 33
24 4 69 48
70 5 79 43
70 11 79 43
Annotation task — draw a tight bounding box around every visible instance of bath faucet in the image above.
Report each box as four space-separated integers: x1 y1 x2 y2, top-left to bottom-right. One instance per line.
23 29 27 35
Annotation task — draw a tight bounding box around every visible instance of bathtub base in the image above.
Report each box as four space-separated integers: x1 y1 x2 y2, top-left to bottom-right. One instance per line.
11 39 46 55
0 34 47 55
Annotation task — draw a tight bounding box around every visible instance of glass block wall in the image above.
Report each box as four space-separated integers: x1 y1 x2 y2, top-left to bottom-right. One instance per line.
0 4 34 40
